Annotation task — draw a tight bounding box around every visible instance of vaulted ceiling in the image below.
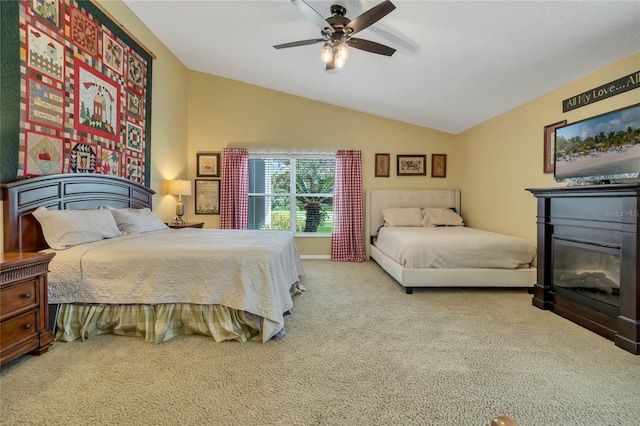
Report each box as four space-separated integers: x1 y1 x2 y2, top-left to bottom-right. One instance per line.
122 0 640 134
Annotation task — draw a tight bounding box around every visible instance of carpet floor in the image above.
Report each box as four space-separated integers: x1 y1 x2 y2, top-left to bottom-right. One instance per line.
1 260 639 426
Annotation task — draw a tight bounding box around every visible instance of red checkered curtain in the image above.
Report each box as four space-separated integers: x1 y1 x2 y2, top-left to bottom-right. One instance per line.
331 150 365 262
220 148 249 229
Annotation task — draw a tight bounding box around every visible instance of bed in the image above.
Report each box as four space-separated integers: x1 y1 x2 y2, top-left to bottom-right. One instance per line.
1 174 304 343
365 189 536 294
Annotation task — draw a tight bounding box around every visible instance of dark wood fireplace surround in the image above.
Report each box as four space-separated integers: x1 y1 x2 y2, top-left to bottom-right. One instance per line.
527 184 639 355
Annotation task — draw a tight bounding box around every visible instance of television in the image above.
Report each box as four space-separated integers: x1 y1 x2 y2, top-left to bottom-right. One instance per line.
554 103 640 183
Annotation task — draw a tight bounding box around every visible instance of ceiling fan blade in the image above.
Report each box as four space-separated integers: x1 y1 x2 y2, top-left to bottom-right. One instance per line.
274 39 324 49
291 0 334 33
344 0 396 36
347 38 396 56
368 26 419 54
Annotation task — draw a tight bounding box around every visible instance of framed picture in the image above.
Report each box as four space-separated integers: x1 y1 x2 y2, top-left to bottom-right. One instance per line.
195 179 220 215
543 120 566 174
431 154 447 178
375 153 390 177
197 152 221 177
397 155 426 176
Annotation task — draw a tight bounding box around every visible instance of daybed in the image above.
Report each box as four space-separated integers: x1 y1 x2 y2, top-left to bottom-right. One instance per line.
365 189 536 294
1 174 304 343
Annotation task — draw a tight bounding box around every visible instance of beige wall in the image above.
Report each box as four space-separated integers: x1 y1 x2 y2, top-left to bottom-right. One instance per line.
2 0 637 258
457 52 640 243
186 71 458 255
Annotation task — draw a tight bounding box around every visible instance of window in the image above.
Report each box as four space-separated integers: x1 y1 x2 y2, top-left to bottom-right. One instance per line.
248 154 335 234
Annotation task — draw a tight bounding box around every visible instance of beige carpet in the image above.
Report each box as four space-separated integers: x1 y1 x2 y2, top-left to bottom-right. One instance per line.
1 260 639 426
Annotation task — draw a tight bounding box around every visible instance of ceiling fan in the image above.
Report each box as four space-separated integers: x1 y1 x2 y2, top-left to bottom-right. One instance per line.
273 0 397 70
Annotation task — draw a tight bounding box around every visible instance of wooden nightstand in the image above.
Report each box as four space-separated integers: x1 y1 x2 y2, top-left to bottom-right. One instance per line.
167 222 204 229
1 252 56 367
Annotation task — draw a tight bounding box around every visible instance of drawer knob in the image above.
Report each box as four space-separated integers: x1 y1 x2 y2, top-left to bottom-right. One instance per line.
23 293 31 299
24 324 32 330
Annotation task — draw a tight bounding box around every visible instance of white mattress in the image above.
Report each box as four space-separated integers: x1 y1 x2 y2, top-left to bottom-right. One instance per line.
374 226 536 269
44 228 304 340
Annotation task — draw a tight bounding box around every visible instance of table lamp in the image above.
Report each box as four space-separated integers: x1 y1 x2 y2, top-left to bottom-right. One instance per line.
168 180 191 225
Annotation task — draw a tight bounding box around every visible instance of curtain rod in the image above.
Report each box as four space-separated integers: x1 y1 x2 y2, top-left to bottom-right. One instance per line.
91 0 157 60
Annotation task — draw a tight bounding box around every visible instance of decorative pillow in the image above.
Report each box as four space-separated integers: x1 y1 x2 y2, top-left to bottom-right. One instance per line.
381 207 423 227
32 206 123 250
102 206 168 234
421 208 465 227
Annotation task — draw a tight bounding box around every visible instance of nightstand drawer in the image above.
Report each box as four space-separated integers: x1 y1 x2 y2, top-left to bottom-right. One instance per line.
0 278 39 319
0 311 38 348
1 252 55 367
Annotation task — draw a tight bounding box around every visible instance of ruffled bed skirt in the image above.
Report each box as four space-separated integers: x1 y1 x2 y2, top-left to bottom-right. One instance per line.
55 283 305 344
55 304 264 344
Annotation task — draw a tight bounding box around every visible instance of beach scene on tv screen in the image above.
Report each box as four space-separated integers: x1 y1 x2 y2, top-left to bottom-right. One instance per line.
555 104 640 180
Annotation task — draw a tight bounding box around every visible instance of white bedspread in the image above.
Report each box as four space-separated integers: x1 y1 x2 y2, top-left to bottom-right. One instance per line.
374 226 535 269
45 229 304 341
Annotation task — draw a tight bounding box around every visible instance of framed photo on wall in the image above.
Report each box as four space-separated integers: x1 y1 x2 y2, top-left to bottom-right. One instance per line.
543 120 566 174
397 155 426 176
375 153 390 177
197 152 221 177
195 179 220 215
431 154 447 178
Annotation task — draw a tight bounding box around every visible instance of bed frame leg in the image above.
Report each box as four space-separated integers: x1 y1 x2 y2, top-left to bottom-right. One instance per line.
405 287 414 294
48 304 59 333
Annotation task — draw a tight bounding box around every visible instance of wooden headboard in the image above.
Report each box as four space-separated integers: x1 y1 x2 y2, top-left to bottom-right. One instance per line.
365 189 461 258
1 174 155 253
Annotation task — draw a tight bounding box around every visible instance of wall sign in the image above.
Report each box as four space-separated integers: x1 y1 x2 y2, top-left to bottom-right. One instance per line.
563 71 640 112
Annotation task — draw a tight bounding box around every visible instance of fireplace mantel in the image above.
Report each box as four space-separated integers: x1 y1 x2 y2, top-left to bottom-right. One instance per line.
526 183 639 354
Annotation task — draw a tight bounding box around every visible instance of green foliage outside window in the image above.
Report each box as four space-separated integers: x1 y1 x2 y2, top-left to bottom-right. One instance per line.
249 157 334 233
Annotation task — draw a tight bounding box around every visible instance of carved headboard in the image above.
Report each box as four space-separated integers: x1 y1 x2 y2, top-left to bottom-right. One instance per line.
1 174 155 253
365 189 461 258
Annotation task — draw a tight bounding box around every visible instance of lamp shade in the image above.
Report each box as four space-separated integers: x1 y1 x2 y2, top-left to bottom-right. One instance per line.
168 180 192 196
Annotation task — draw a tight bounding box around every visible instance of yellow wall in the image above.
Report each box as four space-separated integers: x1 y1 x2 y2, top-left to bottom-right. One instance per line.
457 52 639 243
186 71 458 255
96 0 190 222
1 0 637 258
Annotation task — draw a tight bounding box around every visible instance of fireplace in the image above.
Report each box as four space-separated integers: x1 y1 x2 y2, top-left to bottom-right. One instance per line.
552 238 620 317
527 184 639 355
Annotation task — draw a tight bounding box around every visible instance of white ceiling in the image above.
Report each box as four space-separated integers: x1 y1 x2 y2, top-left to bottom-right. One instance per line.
122 0 640 134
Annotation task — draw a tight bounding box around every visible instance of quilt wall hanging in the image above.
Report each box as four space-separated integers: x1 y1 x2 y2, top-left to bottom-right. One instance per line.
0 0 153 186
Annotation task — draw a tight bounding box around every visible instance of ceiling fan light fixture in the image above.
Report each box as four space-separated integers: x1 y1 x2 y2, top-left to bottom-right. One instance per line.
337 36 349 61
321 42 333 63
277 0 397 71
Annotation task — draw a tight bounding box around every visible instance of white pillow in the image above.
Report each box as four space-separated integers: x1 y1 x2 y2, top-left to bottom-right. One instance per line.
32 206 123 250
421 208 465 227
381 207 423 227
102 207 168 234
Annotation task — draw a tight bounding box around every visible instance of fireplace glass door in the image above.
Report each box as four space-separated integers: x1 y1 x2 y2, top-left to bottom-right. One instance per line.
552 237 621 317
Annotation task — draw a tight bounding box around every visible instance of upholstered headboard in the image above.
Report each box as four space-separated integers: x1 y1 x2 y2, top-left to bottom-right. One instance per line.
365 189 461 258
1 174 155 253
